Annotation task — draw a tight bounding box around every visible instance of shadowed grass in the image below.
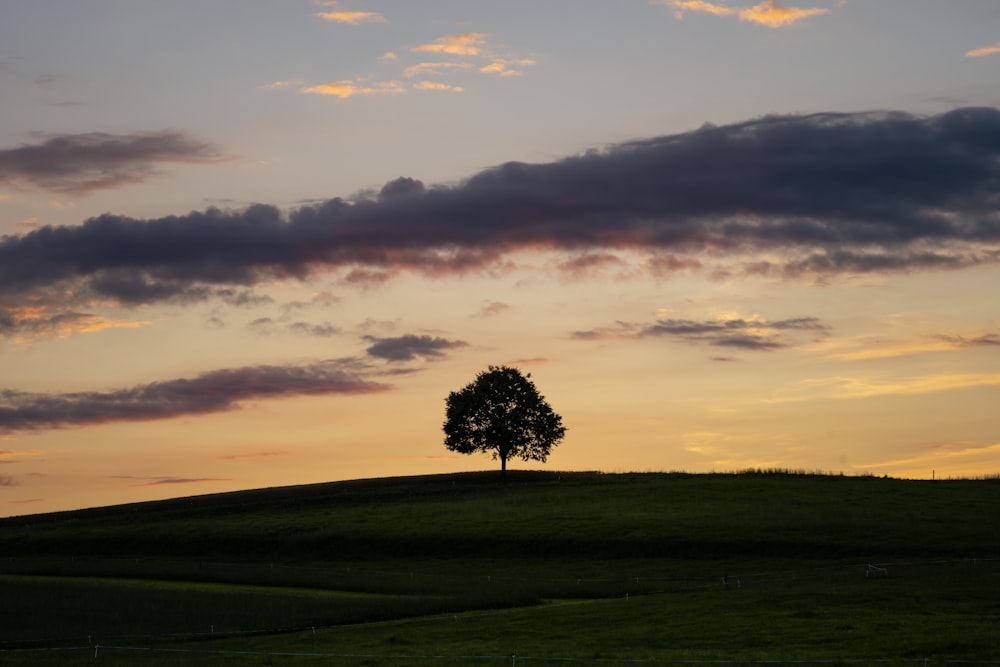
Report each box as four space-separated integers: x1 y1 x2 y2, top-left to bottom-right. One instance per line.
0 471 997 665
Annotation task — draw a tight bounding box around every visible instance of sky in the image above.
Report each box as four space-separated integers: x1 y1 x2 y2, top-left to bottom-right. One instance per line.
2 0 1000 515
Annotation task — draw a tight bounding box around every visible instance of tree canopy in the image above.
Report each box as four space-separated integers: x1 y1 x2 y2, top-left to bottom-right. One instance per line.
443 365 566 476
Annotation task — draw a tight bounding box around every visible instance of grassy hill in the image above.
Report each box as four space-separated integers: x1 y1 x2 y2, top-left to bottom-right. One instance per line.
2 470 999 665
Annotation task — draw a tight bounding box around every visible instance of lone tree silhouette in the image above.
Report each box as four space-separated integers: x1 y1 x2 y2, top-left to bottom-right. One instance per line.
443 365 566 477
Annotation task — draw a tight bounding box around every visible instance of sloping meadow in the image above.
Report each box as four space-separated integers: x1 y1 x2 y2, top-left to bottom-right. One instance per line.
1 471 998 664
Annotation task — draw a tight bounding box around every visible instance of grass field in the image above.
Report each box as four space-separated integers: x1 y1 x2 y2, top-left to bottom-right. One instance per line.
1 470 998 665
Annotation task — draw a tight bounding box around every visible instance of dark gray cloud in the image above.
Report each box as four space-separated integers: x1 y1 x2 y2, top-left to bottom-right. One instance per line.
0 131 222 195
2 107 999 310
573 316 830 351
0 359 388 434
363 334 468 362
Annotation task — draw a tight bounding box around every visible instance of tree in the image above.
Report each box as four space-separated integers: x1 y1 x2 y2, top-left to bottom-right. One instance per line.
443 365 566 477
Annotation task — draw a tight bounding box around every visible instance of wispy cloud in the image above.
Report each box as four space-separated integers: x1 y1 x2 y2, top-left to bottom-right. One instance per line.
363 334 468 362
855 442 1000 475
0 359 389 434
313 1 385 25
0 131 223 195
0 449 44 463
260 80 304 90
827 331 1000 361
666 0 737 18
412 32 489 56
275 32 532 103
219 451 292 461
300 79 404 98
481 58 536 77
573 315 829 351
247 317 341 338
403 62 474 78
965 42 1000 58
556 253 627 280
412 81 465 93
506 357 551 366
739 0 829 27
120 476 234 487
472 301 510 318
0 306 150 342
662 0 830 28
2 108 1000 311
767 372 1000 403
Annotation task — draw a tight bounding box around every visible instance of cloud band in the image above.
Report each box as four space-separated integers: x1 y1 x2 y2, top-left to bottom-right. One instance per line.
2 107 999 310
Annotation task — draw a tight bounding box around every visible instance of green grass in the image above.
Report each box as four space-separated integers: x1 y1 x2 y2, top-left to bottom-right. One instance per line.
1 470 998 665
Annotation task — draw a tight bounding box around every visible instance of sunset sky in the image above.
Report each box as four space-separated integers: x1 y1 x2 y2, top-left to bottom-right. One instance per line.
2 1 1000 515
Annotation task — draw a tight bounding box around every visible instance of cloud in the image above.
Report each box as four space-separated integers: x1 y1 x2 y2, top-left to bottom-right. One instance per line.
0 306 150 342
556 253 627 280
300 80 404 98
282 290 340 311
647 255 703 277
0 476 16 486
827 330 1000 361
363 334 468 362
739 0 829 27
217 289 273 308
663 0 830 27
121 476 234 487
473 301 510 318
479 58 536 77
573 315 829 350
314 2 385 25
506 357 551 366
0 359 389 434
965 43 1000 58
219 450 292 461
289 321 341 337
666 0 737 18
260 80 304 90
403 62 474 78
2 107 1000 311
412 32 489 56
247 317 339 337
770 373 1000 403
0 131 223 195
412 81 465 93
0 449 43 463
277 34 531 104
855 442 1000 475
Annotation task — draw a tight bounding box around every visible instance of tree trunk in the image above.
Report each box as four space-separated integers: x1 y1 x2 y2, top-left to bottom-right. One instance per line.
500 454 507 479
